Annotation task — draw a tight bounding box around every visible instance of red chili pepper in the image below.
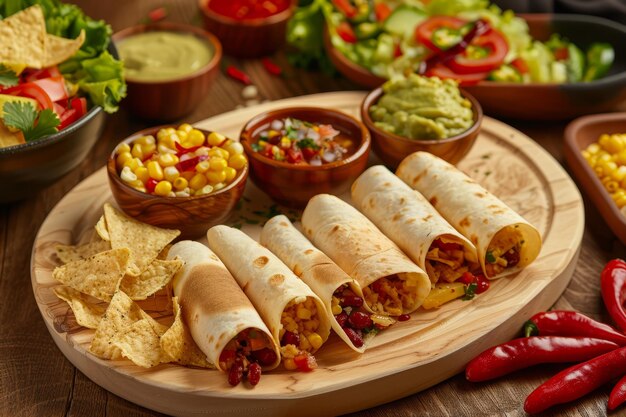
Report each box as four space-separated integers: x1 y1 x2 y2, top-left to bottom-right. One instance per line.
601 259 626 332
148 7 167 22
225 65 251 85
465 336 619 382
175 155 208 172
609 374 626 410
145 178 158 194
261 58 282 77
524 310 626 345
336 21 358 44
524 346 626 414
174 141 202 156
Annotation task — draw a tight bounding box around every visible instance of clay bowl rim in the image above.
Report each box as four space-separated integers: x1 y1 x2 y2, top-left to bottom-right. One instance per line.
239 106 371 173
198 0 298 28
112 22 223 86
360 87 483 147
107 125 248 203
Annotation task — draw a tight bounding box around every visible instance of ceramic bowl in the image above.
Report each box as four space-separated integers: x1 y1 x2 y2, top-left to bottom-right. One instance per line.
564 113 626 245
107 126 248 239
240 107 370 208
361 88 482 169
112 22 222 121
326 14 626 120
198 0 297 58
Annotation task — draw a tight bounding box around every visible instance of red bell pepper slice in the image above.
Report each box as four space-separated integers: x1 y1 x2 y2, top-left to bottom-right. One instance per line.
2 82 54 110
374 3 391 21
31 76 69 103
425 63 489 85
58 108 79 130
24 66 62 82
337 22 357 44
69 97 88 115
415 16 468 52
511 58 529 74
448 29 509 74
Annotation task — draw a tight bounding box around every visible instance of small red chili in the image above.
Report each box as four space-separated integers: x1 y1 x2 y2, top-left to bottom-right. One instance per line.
174 141 202 156
145 178 158 194
601 259 626 332
609 374 626 410
175 155 207 172
261 58 282 76
524 310 626 345
465 336 619 382
225 65 251 85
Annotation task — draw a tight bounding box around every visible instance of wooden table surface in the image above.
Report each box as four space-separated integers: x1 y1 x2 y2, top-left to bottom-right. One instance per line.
2 1 626 416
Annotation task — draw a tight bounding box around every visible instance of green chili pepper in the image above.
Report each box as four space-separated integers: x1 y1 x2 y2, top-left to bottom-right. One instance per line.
431 27 463 50
488 65 523 82
354 22 380 40
486 250 496 264
583 43 615 81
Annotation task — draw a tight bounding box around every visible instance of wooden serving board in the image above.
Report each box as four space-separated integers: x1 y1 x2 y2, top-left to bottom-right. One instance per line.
31 92 584 417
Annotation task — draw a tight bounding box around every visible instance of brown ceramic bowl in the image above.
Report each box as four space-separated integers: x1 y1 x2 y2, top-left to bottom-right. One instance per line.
112 22 222 121
198 0 297 58
240 107 370 208
564 113 626 245
326 14 626 120
361 88 482 169
107 126 248 239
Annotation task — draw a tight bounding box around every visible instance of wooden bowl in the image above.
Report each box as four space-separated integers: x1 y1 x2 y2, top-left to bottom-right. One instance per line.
112 22 222 121
361 88 482 169
240 107 370 208
107 126 248 239
198 0 297 58
326 14 626 120
564 113 626 245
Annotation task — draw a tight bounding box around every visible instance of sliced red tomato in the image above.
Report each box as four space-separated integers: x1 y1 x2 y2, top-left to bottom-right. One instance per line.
287 147 303 164
374 3 391 21
31 76 68 103
425 63 489 85
58 108 79 130
294 354 317 372
332 0 357 18
70 97 88 115
336 21 357 43
447 29 509 74
553 46 569 61
510 58 529 74
2 83 54 110
415 16 468 52
53 102 65 116
24 66 61 82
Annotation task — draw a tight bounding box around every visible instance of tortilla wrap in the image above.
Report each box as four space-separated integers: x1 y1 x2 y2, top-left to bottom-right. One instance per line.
301 194 431 315
261 215 370 352
207 226 331 353
352 165 478 284
167 240 280 371
396 151 542 279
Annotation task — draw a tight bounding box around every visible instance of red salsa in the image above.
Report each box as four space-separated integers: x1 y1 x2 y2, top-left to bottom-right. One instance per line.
208 0 290 20
252 117 356 165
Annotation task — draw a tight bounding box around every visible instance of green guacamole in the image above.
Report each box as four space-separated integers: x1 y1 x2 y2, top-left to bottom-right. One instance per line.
118 31 213 82
369 74 473 140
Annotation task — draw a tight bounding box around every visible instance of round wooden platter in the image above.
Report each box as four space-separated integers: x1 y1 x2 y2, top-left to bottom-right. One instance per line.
32 92 584 417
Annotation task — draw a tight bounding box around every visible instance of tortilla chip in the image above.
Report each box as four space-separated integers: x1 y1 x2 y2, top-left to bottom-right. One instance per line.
95 215 110 241
44 30 85 67
52 248 129 302
112 318 170 368
120 259 182 300
0 5 46 69
103 203 180 276
0 120 25 148
54 286 106 329
160 297 214 368
55 239 111 264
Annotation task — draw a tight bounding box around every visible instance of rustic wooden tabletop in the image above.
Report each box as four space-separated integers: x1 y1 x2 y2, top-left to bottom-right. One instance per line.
1 1 626 416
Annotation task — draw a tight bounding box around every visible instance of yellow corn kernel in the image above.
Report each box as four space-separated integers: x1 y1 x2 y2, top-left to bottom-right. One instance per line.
156 143 175 155
189 173 208 190
612 166 626 182
134 166 149 183
196 160 211 173
616 149 626 166
605 180 620 193
213 182 226 191
154 180 172 196
582 150 591 160
299 335 311 350
195 185 214 196
209 157 227 171
616 196 626 208
158 153 179 167
135 135 155 146
147 161 164 180
331 304 342 315
195 146 210 156
224 166 237 182
280 137 291 149
307 333 324 350
117 142 131 154
175 190 190 197
123 157 143 172
178 123 193 133
131 143 144 160
208 132 225 146
116 151 133 168
229 154 247 170
164 166 180 182
181 171 195 181
283 358 297 371
119 166 137 183
206 170 226 184
176 130 188 141
224 141 244 156
258 139 268 148
303 319 319 331
267 130 280 139
586 143 601 154
142 143 156 159
296 306 311 320
156 128 173 142
604 134 625 154
173 177 188 191
187 129 205 147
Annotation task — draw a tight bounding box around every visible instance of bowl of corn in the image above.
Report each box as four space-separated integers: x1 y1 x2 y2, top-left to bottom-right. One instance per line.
107 123 248 239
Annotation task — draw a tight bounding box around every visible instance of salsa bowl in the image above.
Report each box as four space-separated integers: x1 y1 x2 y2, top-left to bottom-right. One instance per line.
240 107 370 208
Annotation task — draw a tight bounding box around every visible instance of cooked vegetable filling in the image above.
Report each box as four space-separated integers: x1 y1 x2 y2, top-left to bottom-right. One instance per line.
219 327 276 386
362 273 419 316
279 297 322 372
425 237 473 285
485 225 524 277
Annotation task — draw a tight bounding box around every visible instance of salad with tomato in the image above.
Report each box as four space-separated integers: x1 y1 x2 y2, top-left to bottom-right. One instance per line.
288 0 615 85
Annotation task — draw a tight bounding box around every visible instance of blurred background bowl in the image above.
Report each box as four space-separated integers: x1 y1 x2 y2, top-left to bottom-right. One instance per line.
361 87 482 169
107 126 247 239
112 22 222 121
240 107 370 208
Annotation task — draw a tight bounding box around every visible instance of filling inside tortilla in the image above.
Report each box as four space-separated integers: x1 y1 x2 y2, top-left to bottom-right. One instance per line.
425 237 477 286
362 273 420 316
279 296 323 372
219 327 277 386
484 225 524 278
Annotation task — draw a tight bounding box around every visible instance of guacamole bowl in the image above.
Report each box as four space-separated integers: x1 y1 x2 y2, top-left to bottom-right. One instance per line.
112 22 222 121
361 88 482 169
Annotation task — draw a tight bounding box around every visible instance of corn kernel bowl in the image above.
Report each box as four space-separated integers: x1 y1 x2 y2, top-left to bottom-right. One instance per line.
107 126 248 239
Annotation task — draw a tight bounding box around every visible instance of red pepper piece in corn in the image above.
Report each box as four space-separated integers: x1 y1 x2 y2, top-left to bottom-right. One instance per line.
465 336 619 382
524 345 626 414
524 310 626 346
609 374 626 410
225 65 251 85
261 58 282 77
601 259 626 332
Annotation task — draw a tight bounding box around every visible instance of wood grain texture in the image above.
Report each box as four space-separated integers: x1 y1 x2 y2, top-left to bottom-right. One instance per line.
1 1 625 417
31 93 582 416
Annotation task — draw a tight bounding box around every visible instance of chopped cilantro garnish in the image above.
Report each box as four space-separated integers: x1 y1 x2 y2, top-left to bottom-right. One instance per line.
462 282 477 300
362 327 379 336
297 138 319 149
251 143 262 152
485 250 496 264
0 64 18 87
3 102 60 142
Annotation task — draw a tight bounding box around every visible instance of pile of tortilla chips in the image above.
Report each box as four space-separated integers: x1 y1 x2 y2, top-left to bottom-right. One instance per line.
52 203 213 369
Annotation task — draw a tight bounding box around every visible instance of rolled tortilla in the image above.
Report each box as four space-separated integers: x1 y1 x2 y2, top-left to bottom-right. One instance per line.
396 151 542 279
352 165 479 285
167 241 280 372
261 215 374 353
207 226 331 359
301 194 431 315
